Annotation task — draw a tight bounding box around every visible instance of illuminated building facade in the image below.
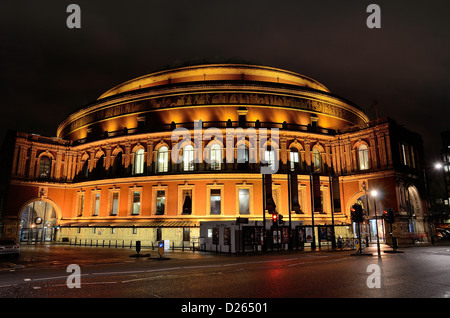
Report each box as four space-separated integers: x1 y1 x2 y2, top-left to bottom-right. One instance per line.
0 63 431 248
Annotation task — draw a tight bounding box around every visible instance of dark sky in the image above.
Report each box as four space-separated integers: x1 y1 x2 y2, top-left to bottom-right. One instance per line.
1 0 449 164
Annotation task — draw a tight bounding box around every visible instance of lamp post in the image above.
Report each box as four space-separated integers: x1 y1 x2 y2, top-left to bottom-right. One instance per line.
423 162 445 245
371 190 381 258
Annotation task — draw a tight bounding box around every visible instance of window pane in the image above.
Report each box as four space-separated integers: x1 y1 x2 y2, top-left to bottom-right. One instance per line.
237 144 249 163
132 191 140 215
313 149 321 172
39 157 51 178
211 144 221 170
156 190 165 215
182 189 192 214
134 149 144 174
290 149 299 170
94 193 100 216
111 192 119 215
265 150 275 171
358 145 369 170
210 189 221 215
239 188 250 214
183 145 194 171
158 147 168 173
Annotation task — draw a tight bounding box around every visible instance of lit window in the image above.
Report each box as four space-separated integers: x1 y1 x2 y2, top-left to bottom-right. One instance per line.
93 193 100 216
132 191 140 215
156 190 165 215
111 192 119 216
210 144 222 170
239 188 250 214
183 145 194 171
134 148 145 174
358 144 369 170
312 148 321 172
264 150 276 171
157 146 169 173
39 156 51 179
237 144 249 164
290 148 299 171
77 193 85 217
210 189 221 215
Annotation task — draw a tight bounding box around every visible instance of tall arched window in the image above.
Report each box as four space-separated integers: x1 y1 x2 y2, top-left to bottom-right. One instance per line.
133 148 145 175
183 145 194 171
94 155 105 178
290 148 299 171
237 143 249 164
157 146 169 173
312 148 322 172
38 156 51 179
113 152 123 176
82 159 90 178
358 144 369 170
210 144 222 170
264 149 276 171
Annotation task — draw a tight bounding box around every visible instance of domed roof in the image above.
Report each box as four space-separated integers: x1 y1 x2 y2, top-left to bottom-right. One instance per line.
98 63 331 100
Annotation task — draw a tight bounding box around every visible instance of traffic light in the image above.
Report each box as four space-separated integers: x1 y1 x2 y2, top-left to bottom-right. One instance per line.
278 214 284 225
351 204 363 223
272 212 278 225
383 209 395 223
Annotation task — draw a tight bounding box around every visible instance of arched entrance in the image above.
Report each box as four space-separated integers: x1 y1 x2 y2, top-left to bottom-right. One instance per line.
19 200 57 242
348 192 386 243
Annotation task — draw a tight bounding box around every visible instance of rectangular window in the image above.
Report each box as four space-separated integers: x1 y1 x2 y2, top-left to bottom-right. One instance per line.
181 189 192 215
156 190 165 215
111 192 119 216
210 189 221 215
93 193 100 216
238 188 250 214
132 191 140 215
77 193 85 217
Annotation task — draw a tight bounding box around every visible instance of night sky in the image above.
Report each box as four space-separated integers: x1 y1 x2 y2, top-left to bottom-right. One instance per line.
1 1 449 164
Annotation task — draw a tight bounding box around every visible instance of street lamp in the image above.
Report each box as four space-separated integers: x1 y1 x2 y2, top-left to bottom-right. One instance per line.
424 162 445 245
371 190 381 258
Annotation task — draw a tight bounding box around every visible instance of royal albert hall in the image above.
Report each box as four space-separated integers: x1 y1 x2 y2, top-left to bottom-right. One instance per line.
0 63 432 250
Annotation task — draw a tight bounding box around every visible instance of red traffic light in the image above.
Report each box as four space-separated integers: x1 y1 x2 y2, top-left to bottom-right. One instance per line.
272 213 278 223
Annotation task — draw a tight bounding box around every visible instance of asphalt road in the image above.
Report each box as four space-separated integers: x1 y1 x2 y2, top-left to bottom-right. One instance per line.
1 243 449 314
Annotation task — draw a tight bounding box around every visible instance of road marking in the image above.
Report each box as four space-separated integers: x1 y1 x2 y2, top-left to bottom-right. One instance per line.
122 275 164 283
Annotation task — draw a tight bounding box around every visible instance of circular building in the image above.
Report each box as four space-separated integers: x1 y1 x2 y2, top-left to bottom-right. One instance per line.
3 63 431 250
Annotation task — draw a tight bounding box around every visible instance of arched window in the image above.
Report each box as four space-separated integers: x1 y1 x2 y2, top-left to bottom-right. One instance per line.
312 148 322 172
183 145 194 171
82 159 90 178
290 148 299 171
133 148 145 175
157 146 169 173
38 156 51 179
113 152 123 176
94 155 105 178
264 149 276 171
237 143 249 164
358 144 369 170
210 144 222 170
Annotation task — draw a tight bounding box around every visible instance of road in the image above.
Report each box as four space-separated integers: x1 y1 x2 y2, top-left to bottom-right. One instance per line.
1 243 449 314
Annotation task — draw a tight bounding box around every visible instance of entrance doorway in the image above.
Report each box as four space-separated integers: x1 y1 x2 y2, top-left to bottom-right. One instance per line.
352 194 386 243
19 200 57 242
